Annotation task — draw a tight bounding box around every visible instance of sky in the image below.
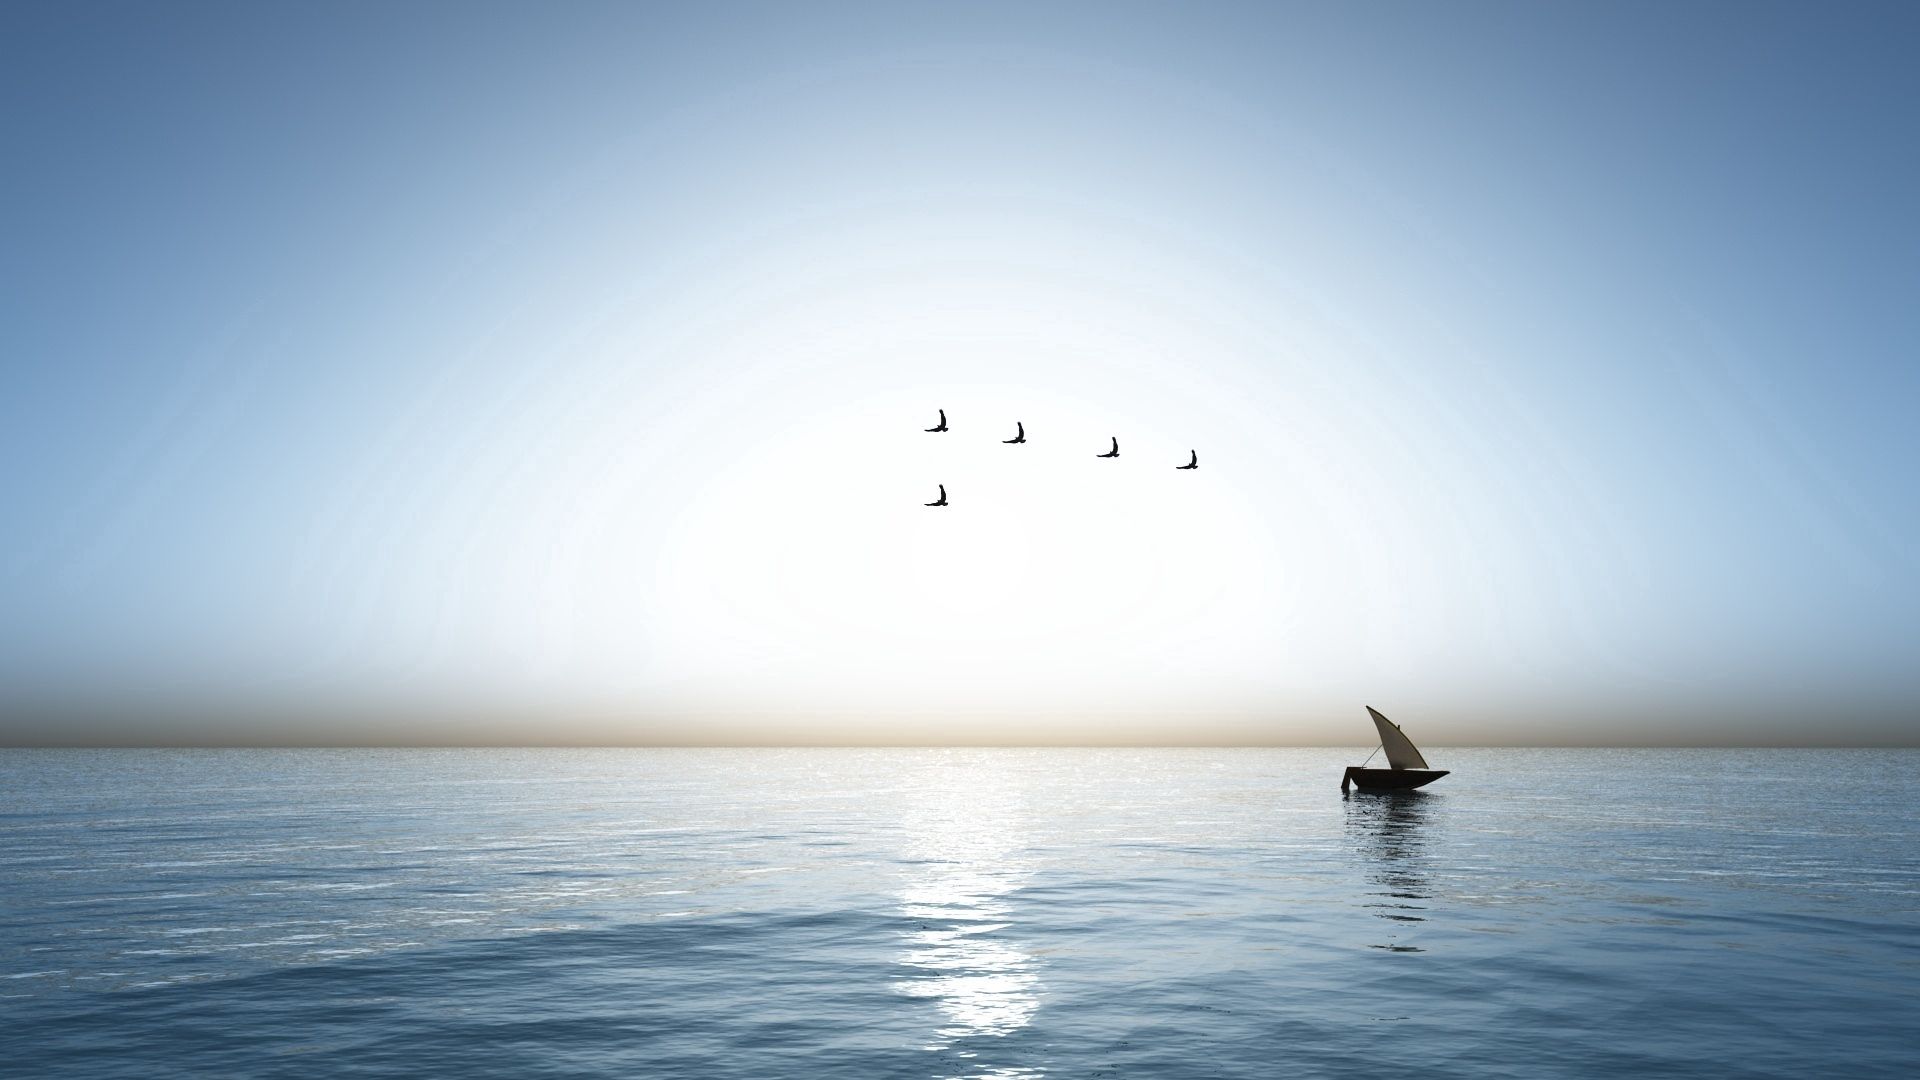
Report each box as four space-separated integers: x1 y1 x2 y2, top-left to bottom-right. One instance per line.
2 1 1917 746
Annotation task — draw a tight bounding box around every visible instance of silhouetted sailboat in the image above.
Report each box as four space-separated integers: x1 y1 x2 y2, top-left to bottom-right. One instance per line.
1342 707 1449 792
1003 421 1026 444
1176 450 1197 469
1097 437 1119 458
924 484 948 507
925 409 948 433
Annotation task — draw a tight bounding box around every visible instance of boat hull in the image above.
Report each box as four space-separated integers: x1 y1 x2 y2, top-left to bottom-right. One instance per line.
1343 766 1448 792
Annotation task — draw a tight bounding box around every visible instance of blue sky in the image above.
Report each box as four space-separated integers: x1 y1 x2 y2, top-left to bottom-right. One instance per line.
3 2 1916 744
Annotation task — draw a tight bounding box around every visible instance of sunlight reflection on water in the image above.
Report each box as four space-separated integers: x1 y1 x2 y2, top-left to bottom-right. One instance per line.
892 764 1043 1075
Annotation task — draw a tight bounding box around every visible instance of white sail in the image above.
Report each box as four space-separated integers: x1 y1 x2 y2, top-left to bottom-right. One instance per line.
1366 706 1430 770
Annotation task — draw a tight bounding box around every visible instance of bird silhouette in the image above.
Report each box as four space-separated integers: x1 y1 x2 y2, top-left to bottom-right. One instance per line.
1096 437 1119 458
924 484 948 507
1176 450 1198 470
924 409 947 433
1003 421 1026 444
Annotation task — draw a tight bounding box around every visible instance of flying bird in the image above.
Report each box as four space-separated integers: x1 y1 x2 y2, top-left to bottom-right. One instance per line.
924 409 947 433
1002 421 1026 444
924 484 948 507
1096 437 1119 458
1176 450 1198 470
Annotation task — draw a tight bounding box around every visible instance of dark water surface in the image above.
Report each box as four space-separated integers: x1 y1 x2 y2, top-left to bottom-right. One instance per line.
2 748 1915 1078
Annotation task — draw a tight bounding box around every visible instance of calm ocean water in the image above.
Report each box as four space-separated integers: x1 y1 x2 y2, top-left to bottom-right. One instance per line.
2 747 1915 1078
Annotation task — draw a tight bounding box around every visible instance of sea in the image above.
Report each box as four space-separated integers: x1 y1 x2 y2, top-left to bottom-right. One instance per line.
2 748 1915 1079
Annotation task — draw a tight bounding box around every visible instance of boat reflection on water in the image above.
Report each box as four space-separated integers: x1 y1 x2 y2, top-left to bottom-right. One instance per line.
892 768 1043 1079
1343 790 1436 952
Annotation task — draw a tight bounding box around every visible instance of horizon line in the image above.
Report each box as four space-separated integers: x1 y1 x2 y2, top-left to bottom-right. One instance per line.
3 741 1915 750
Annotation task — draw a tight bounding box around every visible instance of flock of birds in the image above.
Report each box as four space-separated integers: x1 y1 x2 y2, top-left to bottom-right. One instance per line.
919 408 1197 507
